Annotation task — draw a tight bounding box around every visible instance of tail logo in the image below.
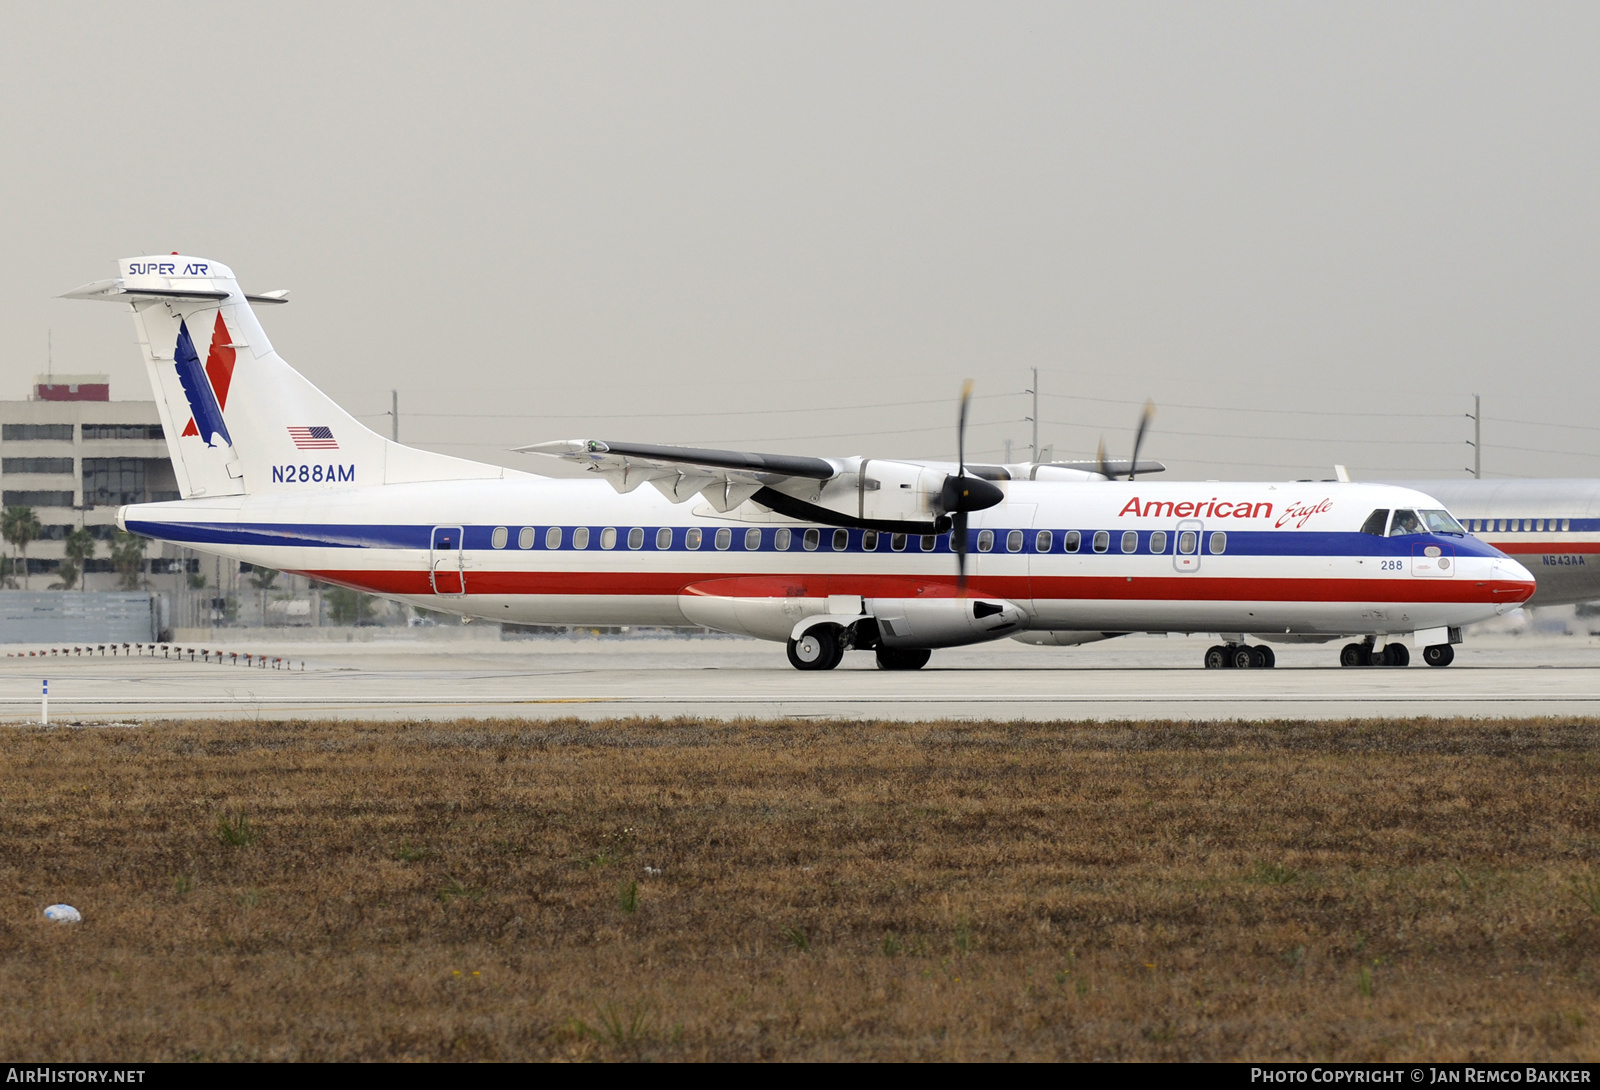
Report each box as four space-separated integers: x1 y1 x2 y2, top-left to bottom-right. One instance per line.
175 314 236 448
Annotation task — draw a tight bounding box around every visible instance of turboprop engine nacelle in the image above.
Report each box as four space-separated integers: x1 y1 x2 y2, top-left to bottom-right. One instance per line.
864 597 1027 648
678 583 1027 650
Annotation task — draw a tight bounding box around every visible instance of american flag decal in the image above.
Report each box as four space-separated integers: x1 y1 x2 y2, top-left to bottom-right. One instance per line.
287 426 338 450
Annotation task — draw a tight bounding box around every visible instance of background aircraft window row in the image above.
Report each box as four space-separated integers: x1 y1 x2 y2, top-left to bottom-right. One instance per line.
1466 518 1571 533
481 525 1239 554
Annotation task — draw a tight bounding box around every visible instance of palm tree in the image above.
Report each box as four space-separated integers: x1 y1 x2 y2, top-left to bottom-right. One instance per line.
63 526 95 592
2 506 42 591
51 559 80 590
109 530 148 589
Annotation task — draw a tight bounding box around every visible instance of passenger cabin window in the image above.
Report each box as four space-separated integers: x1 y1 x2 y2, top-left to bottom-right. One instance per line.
1388 510 1423 536
656 527 672 549
545 526 562 549
1563 519 1572 531
519 527 536 549
491 526 508 549
775 528 792 550
804 529 820 551
1360 509 1390 536
1007 530 1024 553
1120 530 1137 554
600 527 617 550
1092 530 1109 554
977 529 994 553
1209 531 1227 554
891 533 907 552
573 527 591 549
1177 530 1198 555
921 535 936 552
1149 530 1167 554
1537 519 1546 532
1064 530 1081 554
686 527 703 550
833 529 848 551
863 530 879 550
715 527 732 550
628 527 645 549
1036 530 1053 553
745 528 761 550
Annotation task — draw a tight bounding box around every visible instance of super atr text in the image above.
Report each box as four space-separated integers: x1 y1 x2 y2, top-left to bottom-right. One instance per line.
272 463 355 484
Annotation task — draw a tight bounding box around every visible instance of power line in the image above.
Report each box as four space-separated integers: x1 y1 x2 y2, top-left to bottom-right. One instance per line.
1039 392 1458 420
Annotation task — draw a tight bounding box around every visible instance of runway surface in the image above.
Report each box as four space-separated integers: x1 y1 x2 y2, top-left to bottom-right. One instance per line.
1 632 1596 722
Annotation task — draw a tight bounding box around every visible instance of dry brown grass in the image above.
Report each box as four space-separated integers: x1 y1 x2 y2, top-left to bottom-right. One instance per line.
2 716 1599 1061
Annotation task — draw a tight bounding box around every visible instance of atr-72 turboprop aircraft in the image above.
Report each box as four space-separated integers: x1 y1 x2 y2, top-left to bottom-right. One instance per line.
67 256 1535 670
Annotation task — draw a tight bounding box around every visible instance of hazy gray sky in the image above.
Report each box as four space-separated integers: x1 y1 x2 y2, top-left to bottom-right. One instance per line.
2 3 1596 480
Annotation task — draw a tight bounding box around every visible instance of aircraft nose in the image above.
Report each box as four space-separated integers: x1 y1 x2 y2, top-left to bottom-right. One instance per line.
1492 556 1537 604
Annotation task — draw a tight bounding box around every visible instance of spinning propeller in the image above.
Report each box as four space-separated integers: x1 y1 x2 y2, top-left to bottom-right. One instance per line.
1097 400 1156 481
937 380 1004 590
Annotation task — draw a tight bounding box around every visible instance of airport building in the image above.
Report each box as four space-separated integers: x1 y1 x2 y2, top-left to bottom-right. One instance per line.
0 373 189 588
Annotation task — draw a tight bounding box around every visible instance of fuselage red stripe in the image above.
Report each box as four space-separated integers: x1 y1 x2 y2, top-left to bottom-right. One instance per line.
300 568 1533 605
1487 541 1600 555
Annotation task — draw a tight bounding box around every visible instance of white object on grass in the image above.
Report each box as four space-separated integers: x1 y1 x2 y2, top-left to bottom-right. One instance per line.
43 904 81 923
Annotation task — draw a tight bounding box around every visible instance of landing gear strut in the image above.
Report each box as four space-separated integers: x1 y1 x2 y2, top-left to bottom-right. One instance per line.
1203 644 1275 668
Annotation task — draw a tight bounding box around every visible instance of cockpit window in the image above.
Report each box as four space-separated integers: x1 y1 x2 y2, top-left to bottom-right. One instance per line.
1360 509 1389 536
1388 509 1424 536
1418 509 1466 535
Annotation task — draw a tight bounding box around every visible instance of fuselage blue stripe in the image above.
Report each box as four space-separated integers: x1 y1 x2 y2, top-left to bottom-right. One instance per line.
125 520 1512 560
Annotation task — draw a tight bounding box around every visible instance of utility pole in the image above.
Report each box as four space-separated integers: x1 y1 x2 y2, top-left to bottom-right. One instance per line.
1025 367 1039 461
391 389 399 442
1003 438 1013 463
1466 394 1481 478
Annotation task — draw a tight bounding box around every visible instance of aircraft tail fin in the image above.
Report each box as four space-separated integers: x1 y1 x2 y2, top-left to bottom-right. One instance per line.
64 256 506 499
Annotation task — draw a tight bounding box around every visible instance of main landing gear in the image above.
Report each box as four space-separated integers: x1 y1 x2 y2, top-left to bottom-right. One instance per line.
1339 638 1448 667
787 626 933 671
1203 644 1276 669
788 628 846 671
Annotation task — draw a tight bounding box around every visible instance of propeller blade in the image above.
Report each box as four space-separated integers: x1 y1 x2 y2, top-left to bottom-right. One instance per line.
954 511 969 591
1127 400 1154 480
1097 437 1110 481
957 379 973 473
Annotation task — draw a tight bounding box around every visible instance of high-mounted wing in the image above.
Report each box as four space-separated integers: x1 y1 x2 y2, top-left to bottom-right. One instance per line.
517 439 960 532
517 439 837 511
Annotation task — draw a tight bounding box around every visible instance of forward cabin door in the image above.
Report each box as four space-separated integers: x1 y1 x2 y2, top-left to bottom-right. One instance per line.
430 525 466 596
1174 520 1203 572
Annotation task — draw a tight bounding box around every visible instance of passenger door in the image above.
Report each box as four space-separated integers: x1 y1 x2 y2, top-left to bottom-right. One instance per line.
430 525 465 596
1174 519 1203 572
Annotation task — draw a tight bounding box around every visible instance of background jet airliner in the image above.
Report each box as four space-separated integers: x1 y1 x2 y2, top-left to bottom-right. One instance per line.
66 256 1535 670
1378 479 1600 607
